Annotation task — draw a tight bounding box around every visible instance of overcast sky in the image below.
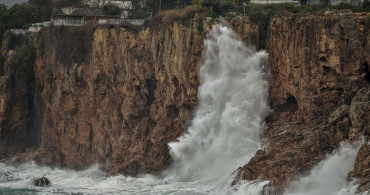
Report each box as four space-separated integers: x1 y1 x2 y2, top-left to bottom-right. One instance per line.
0 0 28 7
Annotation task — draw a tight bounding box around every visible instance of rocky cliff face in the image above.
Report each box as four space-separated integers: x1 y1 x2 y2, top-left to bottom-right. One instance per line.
234 10 370 192
0 10 368 193
0 34 41 161
0 15 219 176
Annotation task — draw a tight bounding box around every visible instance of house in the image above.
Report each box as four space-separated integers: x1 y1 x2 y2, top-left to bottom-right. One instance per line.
54 6 121 26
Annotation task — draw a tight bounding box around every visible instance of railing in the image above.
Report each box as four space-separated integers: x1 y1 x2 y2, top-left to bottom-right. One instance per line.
121 19 145 25
11 29 28 35
122 14 152 25
55 14 152 26
98 18 121 24
54 19 85 26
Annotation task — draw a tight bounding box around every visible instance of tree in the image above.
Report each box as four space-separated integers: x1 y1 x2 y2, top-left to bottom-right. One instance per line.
218 0 234 12
29 0 53 21
89 0 106 7
201 0 234 14
8 44 36 86
103 3 121 16
7 3 40 28
364 0 370 7
201 0 220 12
52 0 83 8
131 0 143 10
191 0 201 6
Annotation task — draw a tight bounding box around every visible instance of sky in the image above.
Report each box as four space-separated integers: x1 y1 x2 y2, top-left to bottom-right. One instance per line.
0 0 28 7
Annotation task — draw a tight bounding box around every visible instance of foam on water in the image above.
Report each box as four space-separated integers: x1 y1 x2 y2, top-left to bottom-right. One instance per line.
0 161 220 194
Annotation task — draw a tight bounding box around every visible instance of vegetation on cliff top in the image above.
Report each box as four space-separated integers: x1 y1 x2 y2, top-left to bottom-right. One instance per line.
7 43 36 87
148 6 208 27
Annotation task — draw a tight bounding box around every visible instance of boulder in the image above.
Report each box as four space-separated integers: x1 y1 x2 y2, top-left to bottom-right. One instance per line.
328 105 350 124
33 177 50 187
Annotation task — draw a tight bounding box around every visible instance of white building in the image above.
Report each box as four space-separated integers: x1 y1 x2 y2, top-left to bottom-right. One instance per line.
28 22 51 33
250 0 300 4
329 0 363 6
10 29 28 35
54 7 121 26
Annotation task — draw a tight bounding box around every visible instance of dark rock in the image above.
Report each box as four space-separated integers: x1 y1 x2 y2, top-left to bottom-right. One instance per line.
33 177 50 187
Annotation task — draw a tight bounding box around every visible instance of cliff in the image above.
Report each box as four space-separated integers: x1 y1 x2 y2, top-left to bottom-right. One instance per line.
0 10 368 193
8 18 209 176
234 10 370 192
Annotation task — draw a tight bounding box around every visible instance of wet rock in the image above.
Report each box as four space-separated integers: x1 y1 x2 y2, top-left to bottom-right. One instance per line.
33 177 50 187
347 87 370 193
348 143 370 193
335 117 350 140
349 87 370 134
328 105 350 124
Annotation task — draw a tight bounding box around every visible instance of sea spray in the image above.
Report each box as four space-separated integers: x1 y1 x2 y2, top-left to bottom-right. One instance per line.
284 137 365 195
231 138 366 195
164 24 269 182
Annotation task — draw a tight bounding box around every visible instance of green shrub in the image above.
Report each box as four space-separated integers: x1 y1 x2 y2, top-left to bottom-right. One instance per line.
196 18 204 34
103 3 122 16
365 13 370 29
192 0 202 6
7 44 36 86
201 0 236 15
363 0 370 7
218 0 235 12
149 6 207 27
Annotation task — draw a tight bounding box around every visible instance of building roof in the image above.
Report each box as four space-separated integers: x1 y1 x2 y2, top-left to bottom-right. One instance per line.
56 7 120 18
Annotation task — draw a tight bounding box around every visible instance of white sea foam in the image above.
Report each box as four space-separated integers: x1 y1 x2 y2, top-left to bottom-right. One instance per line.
284 138 365 195
231 139 366 195
164 24 269 182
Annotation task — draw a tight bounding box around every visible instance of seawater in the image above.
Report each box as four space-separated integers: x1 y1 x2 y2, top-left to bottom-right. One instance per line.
0 24 366 195
0 142 366 195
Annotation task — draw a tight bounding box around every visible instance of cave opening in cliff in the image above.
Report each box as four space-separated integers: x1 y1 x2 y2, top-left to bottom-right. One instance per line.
319 56 327 63
277 94 298 113
364 60 370 83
